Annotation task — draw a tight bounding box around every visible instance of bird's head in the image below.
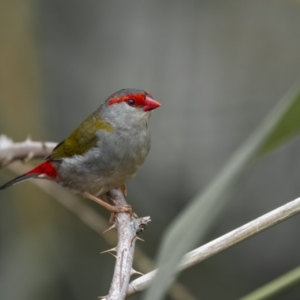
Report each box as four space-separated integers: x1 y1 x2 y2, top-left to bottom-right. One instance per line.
100 89 161 126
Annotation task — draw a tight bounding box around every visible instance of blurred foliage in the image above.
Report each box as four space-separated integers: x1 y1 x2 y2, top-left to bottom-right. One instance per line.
258 87 300 157
144 85 300 300
240 266 300 300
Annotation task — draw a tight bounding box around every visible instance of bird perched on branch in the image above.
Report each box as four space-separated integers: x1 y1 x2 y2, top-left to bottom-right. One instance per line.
0 89 161 213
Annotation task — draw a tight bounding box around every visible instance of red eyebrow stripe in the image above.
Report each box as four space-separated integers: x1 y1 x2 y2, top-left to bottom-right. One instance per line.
108 93 146 106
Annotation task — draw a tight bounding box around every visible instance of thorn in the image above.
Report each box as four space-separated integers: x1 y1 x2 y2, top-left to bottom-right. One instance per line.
24 151 34 163
131 268 144 276
109 212 116 224
131 211 138 218
108 252 117 259
26 134 32 142
100 247 117 254
130 235 145 246
108 213 120 225
98 296 107 299
0 135 12 146
103 223 117 234
41 140 47 150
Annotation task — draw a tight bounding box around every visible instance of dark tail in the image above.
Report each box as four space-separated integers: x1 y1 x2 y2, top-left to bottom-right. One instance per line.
0 173 38 190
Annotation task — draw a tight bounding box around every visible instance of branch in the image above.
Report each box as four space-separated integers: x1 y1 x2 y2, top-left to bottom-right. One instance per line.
126 196 300 297
101 188 151 300
0 135 56 166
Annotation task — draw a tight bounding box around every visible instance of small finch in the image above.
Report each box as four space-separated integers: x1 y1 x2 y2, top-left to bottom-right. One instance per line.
0 89 161 213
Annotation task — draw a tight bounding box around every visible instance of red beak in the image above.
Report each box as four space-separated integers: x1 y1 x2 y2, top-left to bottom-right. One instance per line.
144 96 161 111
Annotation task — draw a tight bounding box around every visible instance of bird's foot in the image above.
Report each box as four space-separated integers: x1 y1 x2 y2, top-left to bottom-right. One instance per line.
83 192 137 220
108 205 138 223
107 191 137 222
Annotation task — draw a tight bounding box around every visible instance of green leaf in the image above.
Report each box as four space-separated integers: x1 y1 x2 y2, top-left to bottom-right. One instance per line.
258 88 300 156
239 266 300 300
143 85 300 300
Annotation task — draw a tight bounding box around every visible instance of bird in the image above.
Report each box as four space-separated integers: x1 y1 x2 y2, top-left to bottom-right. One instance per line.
0 88 161 213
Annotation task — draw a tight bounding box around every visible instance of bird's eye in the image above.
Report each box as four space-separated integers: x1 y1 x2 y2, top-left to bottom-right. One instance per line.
126 99 135 106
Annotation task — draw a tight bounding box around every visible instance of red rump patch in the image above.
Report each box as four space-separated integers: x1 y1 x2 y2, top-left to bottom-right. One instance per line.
108 93 146 107
27 161 58 179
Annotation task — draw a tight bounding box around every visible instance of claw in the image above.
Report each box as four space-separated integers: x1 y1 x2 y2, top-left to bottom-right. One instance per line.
41 140 47 150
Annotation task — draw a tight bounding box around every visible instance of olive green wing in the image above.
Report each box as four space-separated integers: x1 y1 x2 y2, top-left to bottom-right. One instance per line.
48 113 113 160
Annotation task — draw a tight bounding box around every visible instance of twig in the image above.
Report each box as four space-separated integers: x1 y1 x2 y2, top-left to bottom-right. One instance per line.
126 196 300 297
100 188 150 300
0 135 56 166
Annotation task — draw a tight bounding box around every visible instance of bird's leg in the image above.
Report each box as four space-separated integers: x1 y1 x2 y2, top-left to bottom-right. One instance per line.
106 185 137 223
83 191 135 216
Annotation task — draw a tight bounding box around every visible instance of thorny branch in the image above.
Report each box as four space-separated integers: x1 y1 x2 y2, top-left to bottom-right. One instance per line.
0 135 56 166
0 135 196 300
102 188 150 300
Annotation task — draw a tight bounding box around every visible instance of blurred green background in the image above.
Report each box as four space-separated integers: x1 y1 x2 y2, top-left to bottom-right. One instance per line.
1 0 300 299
